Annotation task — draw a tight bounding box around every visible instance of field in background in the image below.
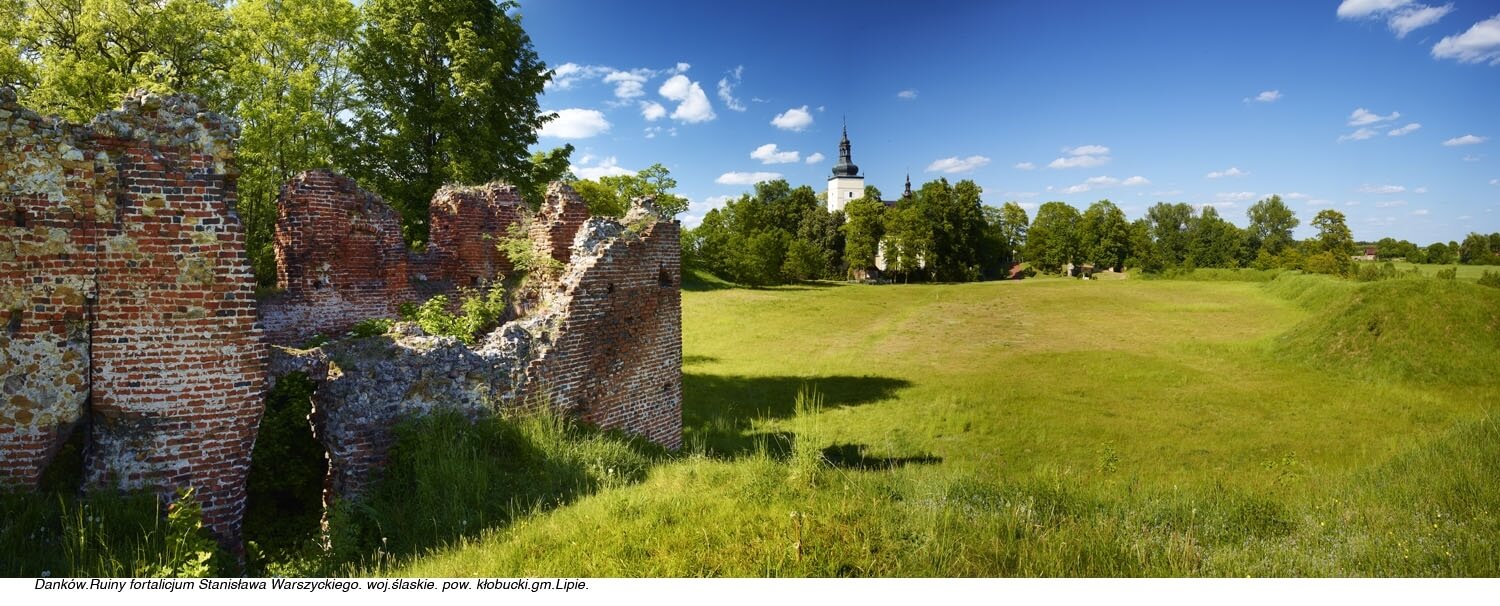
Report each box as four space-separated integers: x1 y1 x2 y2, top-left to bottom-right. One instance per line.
1365 261 1500 282
388 272 1499 576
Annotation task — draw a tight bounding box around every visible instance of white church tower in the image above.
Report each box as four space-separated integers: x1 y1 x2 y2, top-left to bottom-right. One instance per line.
826 123 864 213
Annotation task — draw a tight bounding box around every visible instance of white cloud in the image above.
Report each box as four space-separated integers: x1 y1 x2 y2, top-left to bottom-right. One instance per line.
805 152 825 164
1338 1 1454 39
716 171 783 185
1432 14 1500 64
1151 190 1185 197
1062 176 1123 194
770 105 814 131
1465 154 1483 162
1443 134 1488 146
1359 184 1407 194
547 63 611 90
750 143 800 164
1414 186 1428 193
1349 107 1401 126
539 108 611 139
1390 4 1455 38
897 89 918 99
682 194 737 229
672 62 691 74
1285 192 1311 199
1048 145 1111 169
1491 178 1499 186
1337 1 1413 20
1014 162 1036 170
658 74 716 123
1339 128 1380 142
1376 199 1409 207
1205 167 1248 179
1346 200 1362 206
640 101 667 121
1412 208 1430 215
1246 90 1281 103
1307 199 1334 206
1388 123 1422 136
603 70 650 99
926 155 992 174
1122 176 1151 186
573 156 632 180
717 66 746 112
1215 192 1258 203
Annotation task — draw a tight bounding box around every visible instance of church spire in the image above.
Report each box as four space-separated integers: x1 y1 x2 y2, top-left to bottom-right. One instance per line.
903 173 912 199
832 119 860 178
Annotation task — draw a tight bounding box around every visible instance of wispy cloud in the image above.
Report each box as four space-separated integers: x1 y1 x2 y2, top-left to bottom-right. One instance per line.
716 171 783 186
573 156 632 180
1122 176 1151 186
897 89 918 100
539 108 611 139
1388 123 1422 136
1014 162 1036 170
926 155 992 174
1336 1 1455 39
603 70 651 99
1205 167 1248 179
805 152 825 164
1215 192 1258 204
1443 134 1488 146
1359 184 1407 194
1349 107 1401 126
1338 127 1380 142
1375 199 1409 208
750 143 800 164
1412 208 1430 215
1048 145 1111 169
716 66 747 112
771 105 814 131
1284 192 1311 200
1245 90 1281 103
1432 14 1500 65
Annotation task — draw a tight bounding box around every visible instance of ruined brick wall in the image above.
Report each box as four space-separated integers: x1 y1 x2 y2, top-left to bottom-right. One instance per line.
529 182 590 265
0 90 264 545
0 89 110 487
275 196 683 504
518 209 682 447
423 182 525 290
258 171 414 344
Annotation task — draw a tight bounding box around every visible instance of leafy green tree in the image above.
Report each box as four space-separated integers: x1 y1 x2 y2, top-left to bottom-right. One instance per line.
572 163 686 218
1026 201 1081 273
344 0 550 245
1186 206 1244 268
1146 202 1195 268
225 0 360 286
6 0 234 121
883 202 933 282
1079 200 1131 271
997 202 1030 263
516 145 575 207
1460 232 1497 265
1126 218 1158 272
1426 242 1453 265
841 189 885 278
1245 195 1299 257
782 239 827 282
1309 209 1355 276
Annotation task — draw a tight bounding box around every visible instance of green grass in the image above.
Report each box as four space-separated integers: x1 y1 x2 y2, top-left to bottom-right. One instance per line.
1369 261 1500 282
368 273 1496 576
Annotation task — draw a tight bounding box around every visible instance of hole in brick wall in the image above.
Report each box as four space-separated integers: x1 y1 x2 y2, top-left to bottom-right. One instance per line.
658 266 673 288
607 283 615 294
12 205 27 228
5 309 20 336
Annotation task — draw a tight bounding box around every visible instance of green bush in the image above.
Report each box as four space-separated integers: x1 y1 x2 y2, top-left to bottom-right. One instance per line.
348 317 394 338
1478 270 1500 289
1436 267 1457 280
411 285 507 344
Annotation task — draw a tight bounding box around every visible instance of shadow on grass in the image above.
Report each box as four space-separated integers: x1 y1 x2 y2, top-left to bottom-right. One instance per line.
682 372 912 457
821 443 942 470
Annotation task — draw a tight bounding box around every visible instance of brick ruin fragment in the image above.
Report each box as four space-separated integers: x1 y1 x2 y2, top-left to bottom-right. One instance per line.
0 89 264 544
1 89 682 548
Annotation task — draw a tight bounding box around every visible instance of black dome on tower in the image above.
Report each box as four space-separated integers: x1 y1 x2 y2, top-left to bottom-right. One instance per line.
831 123 860 178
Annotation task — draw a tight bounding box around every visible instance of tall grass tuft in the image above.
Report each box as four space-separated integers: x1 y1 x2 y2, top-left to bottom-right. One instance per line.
788 386 826 488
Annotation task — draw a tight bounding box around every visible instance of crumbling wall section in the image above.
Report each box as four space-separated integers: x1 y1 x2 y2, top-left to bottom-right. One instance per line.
422 182 524 290
259 170 414 344
0 89 264 545
529 182 590 265
0 88 110 488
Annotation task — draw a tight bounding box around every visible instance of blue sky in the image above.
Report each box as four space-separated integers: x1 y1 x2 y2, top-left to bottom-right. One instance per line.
518 0 1500 243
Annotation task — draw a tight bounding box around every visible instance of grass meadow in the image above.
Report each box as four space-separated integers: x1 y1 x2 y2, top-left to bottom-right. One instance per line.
373 272 1499 577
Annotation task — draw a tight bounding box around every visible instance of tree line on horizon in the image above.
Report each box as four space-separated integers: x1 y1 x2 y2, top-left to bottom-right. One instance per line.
682 177 1500 286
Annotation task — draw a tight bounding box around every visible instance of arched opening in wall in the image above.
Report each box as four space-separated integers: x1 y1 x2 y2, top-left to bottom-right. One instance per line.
243 372 328 563
12 205 27 228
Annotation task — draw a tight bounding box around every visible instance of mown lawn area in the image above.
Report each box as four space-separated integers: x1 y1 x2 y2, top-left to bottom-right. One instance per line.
389 273 1499 576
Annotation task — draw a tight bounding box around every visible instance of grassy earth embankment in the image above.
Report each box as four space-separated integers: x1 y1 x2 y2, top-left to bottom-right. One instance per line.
374 271 1500 576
